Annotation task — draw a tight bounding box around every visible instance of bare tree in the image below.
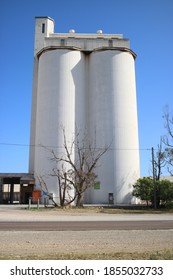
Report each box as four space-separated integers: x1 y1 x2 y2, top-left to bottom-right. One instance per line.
50 128 109 207
154 140 166 181
162 109 173 175
51 165 76 207
36 175 58 207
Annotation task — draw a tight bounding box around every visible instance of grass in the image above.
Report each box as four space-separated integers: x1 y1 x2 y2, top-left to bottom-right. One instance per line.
99 208 173 214
24 205 173 214
1 250 173 260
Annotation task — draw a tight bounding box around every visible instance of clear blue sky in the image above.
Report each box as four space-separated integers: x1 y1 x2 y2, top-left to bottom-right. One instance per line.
0 0 172 176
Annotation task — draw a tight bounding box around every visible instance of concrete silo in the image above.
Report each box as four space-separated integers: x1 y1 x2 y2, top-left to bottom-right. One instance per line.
29 16 140 204
86 50 139 204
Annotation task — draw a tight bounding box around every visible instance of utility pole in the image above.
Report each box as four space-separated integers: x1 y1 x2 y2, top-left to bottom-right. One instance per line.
152 147 157 209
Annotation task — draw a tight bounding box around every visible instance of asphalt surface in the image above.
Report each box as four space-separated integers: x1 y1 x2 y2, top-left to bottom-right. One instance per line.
0 220 173 231
0 206 173 231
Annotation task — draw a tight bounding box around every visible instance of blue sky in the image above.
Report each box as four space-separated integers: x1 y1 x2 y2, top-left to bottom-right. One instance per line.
0 0 172 176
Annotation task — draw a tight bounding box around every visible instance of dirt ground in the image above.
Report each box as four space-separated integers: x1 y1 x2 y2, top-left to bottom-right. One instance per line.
0 229 173 259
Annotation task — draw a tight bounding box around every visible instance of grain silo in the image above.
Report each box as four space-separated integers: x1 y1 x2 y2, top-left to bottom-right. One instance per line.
29 16 140 205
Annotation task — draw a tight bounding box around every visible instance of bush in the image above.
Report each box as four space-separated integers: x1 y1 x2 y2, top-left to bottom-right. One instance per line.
165 202 173 209
133 177 173 208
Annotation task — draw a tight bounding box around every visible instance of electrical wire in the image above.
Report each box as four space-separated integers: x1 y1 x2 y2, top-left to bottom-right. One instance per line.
0 142 151 151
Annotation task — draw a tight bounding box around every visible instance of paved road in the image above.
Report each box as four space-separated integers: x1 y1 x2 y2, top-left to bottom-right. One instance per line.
0 220 173 231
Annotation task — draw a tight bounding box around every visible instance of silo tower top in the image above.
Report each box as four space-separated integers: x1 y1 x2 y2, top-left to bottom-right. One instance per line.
34 16 136 59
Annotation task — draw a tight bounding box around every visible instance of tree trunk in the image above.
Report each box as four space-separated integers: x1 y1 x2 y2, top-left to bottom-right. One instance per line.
76 192 84 207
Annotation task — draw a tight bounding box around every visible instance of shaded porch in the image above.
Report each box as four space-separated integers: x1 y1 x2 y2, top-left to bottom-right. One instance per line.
0 173 35 204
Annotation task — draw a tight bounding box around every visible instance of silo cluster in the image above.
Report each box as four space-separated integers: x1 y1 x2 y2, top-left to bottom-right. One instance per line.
29 17 140 204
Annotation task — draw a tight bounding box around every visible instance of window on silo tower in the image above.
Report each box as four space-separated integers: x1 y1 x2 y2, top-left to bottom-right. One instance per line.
42 23 45 33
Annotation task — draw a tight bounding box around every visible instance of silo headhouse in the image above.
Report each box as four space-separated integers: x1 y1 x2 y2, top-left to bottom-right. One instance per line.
29 16 140 205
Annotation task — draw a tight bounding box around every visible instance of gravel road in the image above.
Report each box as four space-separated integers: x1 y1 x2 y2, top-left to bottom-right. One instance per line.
0 229 173 259
0 206 173 259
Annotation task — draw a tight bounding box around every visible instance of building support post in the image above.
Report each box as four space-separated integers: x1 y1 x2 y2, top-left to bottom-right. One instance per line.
0 178 3 204
10 183 14 204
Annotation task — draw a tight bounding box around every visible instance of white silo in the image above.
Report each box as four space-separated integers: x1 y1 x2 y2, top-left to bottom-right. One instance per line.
34 49 86 202
29 16 140 205
85 50 140 204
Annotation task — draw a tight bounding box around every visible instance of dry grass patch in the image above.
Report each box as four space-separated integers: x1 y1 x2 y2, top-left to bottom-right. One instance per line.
0 250 173 260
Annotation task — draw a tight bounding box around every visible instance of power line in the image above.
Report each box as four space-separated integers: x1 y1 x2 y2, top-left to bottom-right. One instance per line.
0 142 151 151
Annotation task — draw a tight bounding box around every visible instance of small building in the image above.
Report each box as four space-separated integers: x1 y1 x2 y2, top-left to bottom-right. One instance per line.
0 173 34 204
